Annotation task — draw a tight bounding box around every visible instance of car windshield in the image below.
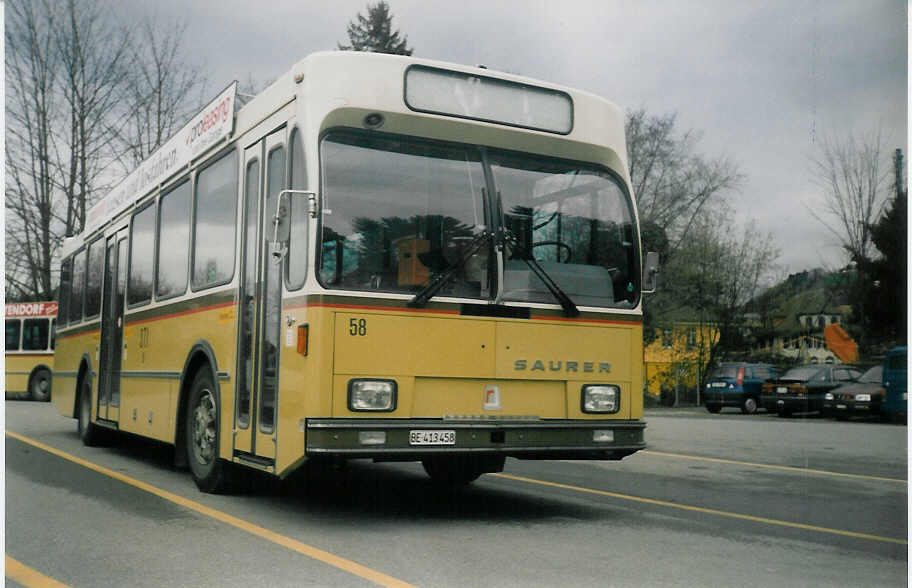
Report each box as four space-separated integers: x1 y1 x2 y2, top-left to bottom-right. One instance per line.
781 366 825 382
711 366 739 379
858 365 883 383
319 130 639 308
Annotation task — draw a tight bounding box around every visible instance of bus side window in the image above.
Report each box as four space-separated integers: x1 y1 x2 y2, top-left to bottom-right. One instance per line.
287 128 308 289
50 319 56 350
156 180 192 299
5 319 21 351
22 318 50 351
85 238 105 317
69 249 87 324
128 203 156 306
192 150 238 289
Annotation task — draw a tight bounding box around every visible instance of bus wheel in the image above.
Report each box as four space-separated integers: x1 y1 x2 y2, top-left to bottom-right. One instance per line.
30 368 52 402
422 455 504 486
77 376 102 446
186 370 229 493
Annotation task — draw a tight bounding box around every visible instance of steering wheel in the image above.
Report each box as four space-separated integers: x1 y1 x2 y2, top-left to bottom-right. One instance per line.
532 240 572 263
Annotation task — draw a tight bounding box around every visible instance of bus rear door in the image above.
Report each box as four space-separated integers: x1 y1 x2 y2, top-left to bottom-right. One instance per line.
98 231 127 424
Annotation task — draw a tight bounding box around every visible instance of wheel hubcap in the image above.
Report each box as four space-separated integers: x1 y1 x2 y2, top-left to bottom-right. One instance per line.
192 389 217 466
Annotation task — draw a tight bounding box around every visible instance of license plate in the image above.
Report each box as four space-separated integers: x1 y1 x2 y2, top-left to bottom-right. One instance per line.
777 387 787 394
409 430 456 445
711 382 726 388
836 404 847 410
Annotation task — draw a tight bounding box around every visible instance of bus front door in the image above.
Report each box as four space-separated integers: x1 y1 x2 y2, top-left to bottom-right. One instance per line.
235 128 286 463
98 232 127 424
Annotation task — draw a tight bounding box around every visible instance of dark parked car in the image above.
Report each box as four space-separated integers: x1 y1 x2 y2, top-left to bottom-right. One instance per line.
822 365 884 419
761 364 863 417
704 363 778 414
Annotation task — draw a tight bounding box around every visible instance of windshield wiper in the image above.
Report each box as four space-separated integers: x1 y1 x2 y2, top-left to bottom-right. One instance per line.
407 230 493 308
502 227 580 318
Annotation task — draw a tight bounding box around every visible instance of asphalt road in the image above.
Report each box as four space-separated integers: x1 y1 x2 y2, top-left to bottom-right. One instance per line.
5 401 908 587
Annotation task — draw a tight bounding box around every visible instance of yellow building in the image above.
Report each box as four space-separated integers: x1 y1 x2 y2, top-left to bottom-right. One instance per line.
643 321 719 399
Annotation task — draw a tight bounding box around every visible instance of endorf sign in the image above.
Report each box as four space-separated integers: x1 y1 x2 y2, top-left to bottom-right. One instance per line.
5 302 58 318
83 82 238 237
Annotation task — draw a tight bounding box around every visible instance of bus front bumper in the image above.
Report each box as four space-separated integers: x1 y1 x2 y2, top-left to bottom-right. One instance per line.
305 418 646 461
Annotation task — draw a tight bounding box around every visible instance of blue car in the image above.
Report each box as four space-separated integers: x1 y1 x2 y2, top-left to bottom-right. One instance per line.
881 347 907 422
704 363 779 414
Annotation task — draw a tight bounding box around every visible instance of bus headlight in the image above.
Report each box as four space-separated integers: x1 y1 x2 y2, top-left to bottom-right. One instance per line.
348 379 397 412
581 385 620 414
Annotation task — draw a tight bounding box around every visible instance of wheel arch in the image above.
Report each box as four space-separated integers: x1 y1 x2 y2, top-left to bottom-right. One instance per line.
175 340 223 463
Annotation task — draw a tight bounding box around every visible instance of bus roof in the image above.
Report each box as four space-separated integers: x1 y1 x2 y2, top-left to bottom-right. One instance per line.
61 51 628 259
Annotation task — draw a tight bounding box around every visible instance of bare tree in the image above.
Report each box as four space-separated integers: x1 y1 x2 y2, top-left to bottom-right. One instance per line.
810 130 890 263
53 0 132 236
109 18 207 172
5 0 206 301
5 0 62 300
655 206 780 380
625 108 742 254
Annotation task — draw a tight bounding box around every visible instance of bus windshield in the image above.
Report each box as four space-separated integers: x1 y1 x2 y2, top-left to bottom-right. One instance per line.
319 129 638 309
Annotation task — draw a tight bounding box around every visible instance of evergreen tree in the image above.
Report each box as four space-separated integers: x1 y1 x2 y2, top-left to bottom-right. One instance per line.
863 192 907 342
338 1 413 55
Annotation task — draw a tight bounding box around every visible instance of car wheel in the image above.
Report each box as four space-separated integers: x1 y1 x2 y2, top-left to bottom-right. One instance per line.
741 397 758 415
186 369 231 493
77 376 103 446
706 404 722 414
29 368 52 402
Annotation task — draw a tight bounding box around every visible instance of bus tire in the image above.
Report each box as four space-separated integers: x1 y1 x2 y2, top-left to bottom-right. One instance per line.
77 375 103 446
29 368 52 402
186 369 230 493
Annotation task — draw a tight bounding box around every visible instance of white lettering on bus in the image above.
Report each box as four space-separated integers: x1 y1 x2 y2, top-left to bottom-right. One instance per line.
5 302 58 318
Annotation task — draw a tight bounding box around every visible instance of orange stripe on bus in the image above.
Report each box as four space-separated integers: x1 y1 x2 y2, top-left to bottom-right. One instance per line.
124 300 235 327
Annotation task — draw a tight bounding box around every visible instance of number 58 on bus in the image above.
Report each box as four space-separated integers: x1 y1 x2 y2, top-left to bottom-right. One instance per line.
52 51 658 492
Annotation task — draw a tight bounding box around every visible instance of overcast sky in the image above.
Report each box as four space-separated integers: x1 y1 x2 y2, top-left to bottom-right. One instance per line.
122 0 908 275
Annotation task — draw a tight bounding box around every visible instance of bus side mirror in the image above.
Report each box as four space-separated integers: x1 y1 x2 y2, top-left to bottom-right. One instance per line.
271 190 316 263
642 251 659 293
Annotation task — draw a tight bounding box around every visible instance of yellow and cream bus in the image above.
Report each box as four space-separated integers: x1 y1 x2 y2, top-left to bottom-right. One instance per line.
5 301 57 401
53 51 657 491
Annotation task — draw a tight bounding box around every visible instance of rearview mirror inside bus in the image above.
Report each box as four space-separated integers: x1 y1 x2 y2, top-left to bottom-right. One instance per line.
642 251 659 293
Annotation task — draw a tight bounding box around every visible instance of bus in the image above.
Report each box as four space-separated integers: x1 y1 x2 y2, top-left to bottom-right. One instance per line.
53 51 657 492
5 301 57 401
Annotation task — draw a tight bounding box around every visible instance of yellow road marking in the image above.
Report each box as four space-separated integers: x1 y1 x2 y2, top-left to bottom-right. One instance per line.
5 431 415 588
5 555 71 588
493 473 907 545
641 449 908 484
